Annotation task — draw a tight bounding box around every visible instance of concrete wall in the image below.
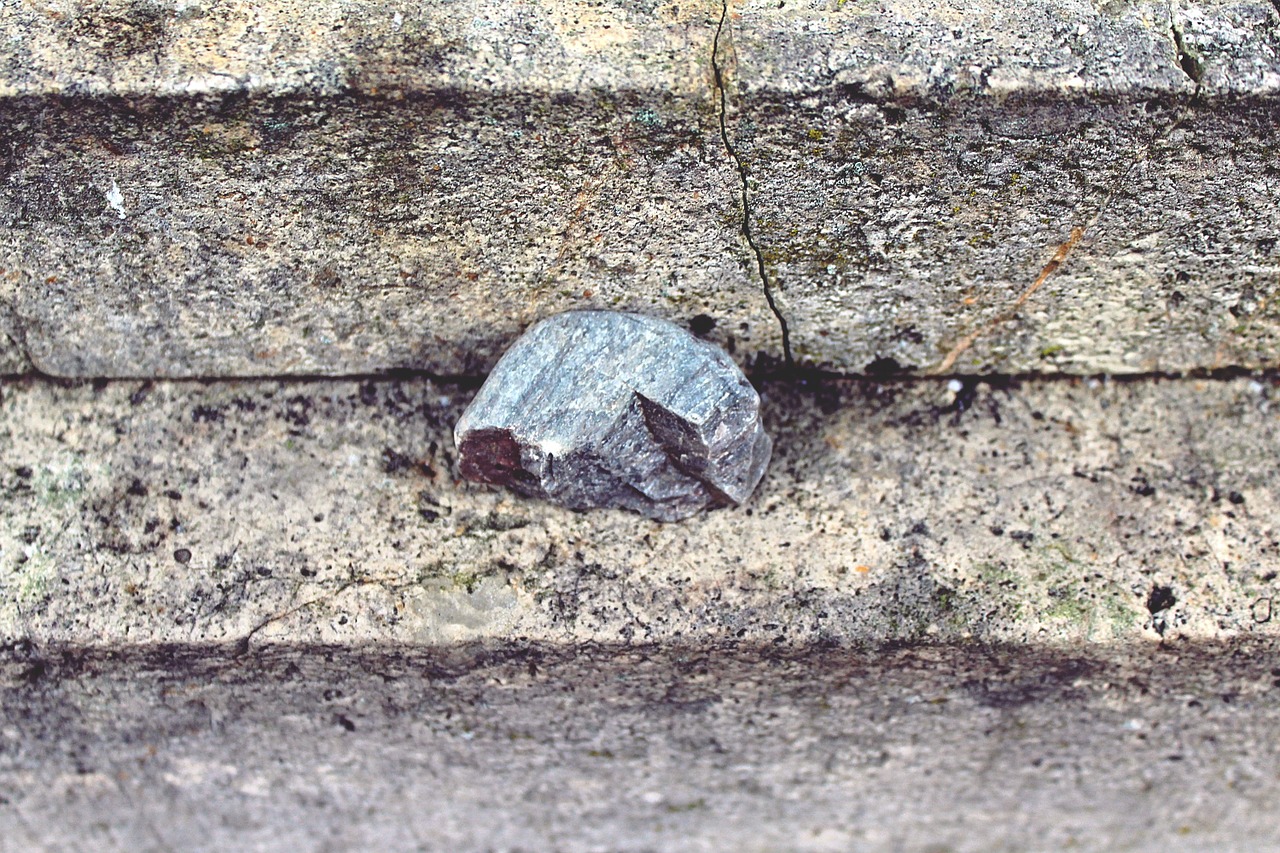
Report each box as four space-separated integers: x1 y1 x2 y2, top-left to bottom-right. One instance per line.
2 0 1278 377
2 2 1279 849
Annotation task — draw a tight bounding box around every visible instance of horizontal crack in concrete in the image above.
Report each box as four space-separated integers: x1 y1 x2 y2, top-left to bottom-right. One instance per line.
3 367 1277 390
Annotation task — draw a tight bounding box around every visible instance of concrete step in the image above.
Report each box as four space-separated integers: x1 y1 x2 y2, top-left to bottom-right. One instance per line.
2 374 1277 646
2 0 1278 378
2 640 1279 851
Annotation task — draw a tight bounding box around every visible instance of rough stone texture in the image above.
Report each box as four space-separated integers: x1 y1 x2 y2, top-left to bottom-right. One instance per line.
731 0 1280 374
1 0 1278 377
2 374 1277 647
0 82 762 375
4 2 1280 844
2 640 1280 852
0 317 29 375
455 311 771 521
0 0 773 378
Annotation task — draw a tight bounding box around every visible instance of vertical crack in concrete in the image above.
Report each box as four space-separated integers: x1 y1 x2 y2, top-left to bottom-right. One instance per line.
1169 21 1205 89
712 1 793 370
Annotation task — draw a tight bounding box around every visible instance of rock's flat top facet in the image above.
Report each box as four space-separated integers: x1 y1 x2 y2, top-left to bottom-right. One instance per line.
454 311 771 521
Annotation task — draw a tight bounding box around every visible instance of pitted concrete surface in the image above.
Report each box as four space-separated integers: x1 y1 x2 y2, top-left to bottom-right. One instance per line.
2 1 1278 377
0 0 765 377
1 374 1277 647
729 0 1280 374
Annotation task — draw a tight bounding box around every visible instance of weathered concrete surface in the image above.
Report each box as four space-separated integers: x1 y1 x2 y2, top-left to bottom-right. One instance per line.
2 640 1280 852
2 1 1278 378
0 317 27 376
2 374 1277 646
0 0 774 377
731 0 1280 374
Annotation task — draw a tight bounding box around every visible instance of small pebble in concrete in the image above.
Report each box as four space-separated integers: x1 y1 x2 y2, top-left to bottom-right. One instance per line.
454 311 771 521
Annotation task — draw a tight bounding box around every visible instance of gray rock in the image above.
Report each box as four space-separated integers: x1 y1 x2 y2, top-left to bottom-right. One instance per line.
454 311 771 521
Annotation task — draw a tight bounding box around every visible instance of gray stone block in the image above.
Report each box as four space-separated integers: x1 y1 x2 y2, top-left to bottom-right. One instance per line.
3 641 1280 851
0 1 1277 377
2 86 768 377
730 0 1280 374
1 0 774 377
